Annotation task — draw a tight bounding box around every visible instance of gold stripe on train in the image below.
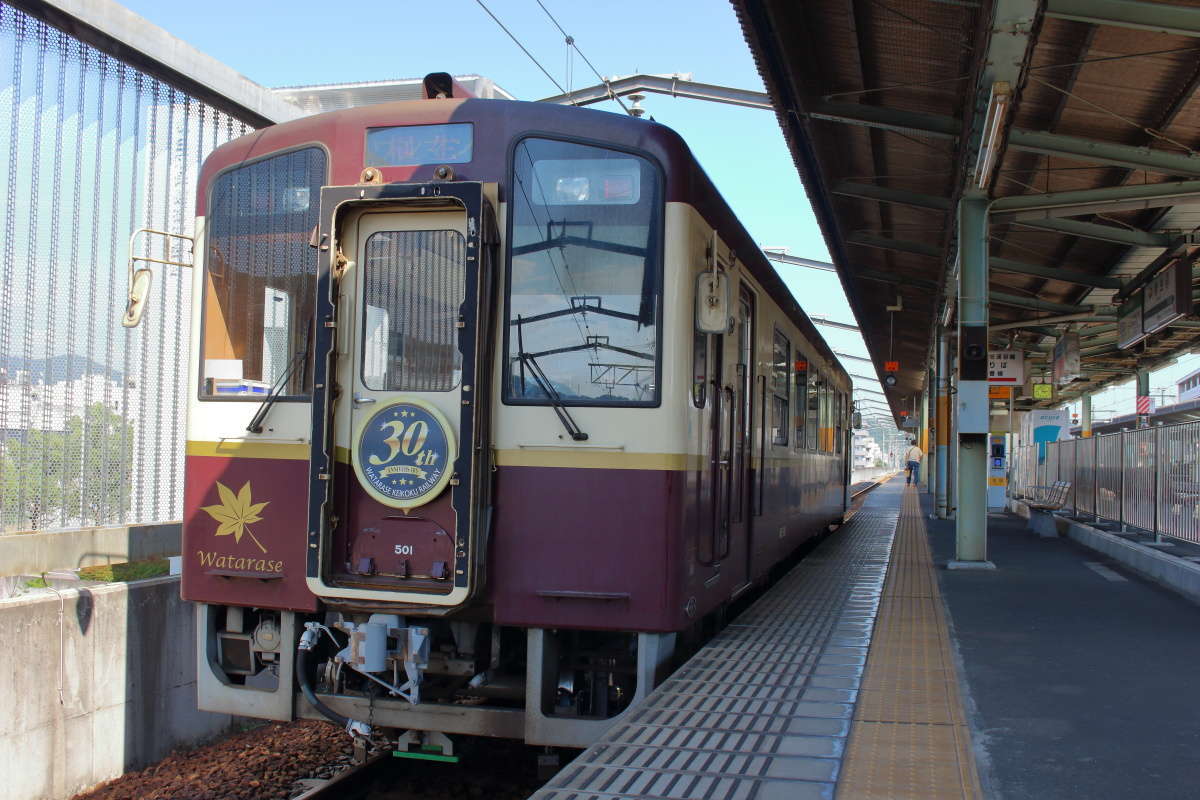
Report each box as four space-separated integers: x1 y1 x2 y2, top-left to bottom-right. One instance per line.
494 449 700 471
186 440 310 460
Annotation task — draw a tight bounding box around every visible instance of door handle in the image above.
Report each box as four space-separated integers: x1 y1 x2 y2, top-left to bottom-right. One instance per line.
353 394 376 405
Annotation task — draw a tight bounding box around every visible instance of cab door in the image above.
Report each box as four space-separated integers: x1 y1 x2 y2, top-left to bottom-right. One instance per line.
307 183 493 607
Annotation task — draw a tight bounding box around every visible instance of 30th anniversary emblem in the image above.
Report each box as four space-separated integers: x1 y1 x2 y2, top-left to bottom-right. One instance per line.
353 399 456 509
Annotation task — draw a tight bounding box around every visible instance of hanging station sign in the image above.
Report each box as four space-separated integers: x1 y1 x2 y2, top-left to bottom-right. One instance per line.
1142 260 1192 334
1117 292 1145 350
1052 332 1081 386
987 350 1024 384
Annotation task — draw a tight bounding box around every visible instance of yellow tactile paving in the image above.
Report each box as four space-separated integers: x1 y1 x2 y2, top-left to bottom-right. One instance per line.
838 485 983 800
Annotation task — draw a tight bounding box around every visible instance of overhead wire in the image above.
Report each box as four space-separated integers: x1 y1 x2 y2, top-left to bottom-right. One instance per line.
473 0 567 95
534 0 634 115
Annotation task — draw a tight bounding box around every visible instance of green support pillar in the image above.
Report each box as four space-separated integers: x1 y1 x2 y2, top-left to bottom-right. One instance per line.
935 329 951 517
952 195 996 569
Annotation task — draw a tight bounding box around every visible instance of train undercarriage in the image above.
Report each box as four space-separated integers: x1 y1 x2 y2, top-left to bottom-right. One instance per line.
195 603 677 749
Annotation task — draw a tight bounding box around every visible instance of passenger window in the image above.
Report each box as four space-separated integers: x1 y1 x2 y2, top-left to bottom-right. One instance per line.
794 359 808 448
835 392 844 454
692 328 707 408
806 373 820 450
772 330 789 446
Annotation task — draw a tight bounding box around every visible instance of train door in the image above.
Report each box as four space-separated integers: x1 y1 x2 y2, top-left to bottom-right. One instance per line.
308 185 494 607
730 284 755 592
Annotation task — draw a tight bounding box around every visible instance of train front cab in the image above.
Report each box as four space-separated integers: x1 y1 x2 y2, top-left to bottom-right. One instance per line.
185 102 850 750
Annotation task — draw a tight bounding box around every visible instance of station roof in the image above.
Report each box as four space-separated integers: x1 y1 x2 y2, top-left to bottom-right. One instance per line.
734 0 1200 423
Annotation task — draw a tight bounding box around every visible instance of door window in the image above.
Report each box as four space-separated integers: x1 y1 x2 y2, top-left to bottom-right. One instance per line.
360 229 465 392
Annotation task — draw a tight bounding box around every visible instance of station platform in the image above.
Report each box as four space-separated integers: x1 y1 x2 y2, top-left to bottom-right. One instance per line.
531 478 1200 799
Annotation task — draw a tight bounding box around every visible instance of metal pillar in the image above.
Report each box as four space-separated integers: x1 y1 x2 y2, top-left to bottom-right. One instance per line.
951 196 996 569
1081 394 1092 438
936 329 951 517
920 379 931 493
1136 369 1150 427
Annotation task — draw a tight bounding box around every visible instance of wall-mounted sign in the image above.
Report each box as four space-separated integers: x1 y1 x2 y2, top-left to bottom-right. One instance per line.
1052 332 1080 386
987 350 1024 384
1143 260 1191 334
1117 292 1145 350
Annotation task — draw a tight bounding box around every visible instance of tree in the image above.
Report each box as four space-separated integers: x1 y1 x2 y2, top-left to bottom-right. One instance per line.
1 403 133 531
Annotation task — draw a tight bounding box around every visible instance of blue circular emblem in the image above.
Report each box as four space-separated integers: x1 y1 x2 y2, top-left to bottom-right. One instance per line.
353 400 456 509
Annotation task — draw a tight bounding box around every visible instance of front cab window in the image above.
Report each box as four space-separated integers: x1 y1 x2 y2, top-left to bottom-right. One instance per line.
504 138 662 406
200 147 326 399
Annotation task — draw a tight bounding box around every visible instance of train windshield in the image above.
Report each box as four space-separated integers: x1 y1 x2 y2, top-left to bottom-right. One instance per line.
505 137 661 406
200 147 326 399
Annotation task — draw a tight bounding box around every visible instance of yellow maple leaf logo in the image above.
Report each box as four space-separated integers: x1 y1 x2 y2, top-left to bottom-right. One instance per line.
201 481 269 554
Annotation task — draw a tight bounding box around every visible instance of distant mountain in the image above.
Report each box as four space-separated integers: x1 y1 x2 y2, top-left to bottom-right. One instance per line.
0 355 124 383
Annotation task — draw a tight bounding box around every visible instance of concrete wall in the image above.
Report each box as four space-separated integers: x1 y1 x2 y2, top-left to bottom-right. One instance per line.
0 575 233 799
0 522 181 577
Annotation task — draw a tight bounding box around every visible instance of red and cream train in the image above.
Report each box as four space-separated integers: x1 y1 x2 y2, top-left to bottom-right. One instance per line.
173 76 852 749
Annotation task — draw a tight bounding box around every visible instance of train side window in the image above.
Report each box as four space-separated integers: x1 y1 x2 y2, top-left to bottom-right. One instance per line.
771 329 789 446
818 375 830 452
835 391 844 454
794 359 808 448
806 373 820 450
692 328 707 408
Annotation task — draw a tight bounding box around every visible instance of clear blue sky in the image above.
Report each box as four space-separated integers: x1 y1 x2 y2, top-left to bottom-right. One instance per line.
120 0 877 379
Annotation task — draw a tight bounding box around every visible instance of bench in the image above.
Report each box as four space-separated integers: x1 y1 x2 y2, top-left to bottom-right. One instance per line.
1023 481 1072 537
1026 481 1072 512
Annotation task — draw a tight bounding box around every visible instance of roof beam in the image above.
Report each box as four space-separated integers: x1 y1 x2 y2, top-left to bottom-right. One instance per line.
835 351 875 364
1007 128 1200 178
1010 217 1170 248
847 232 941 259
991 180 1200 219
832 181 952 212
850 233 1123 289
1045 0 1200 38
989 255 1124 289
990 292 1091 314
806 101 960 139
811 102 1200 178
990 311 1116 331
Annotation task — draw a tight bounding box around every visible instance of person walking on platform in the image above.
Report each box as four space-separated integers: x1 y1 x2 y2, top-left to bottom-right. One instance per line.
905 440 924 485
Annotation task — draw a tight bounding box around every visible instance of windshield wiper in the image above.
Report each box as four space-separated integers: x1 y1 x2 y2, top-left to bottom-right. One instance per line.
247 350 305 434
518 352 588 441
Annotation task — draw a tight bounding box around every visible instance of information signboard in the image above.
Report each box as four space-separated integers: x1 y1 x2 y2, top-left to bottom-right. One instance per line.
987 350 1024 384
1033 383 1053 400
1143 260 1191 334
1117 293 1145 349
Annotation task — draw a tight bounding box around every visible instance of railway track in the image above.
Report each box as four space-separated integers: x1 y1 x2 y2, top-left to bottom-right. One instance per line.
291 737 553 800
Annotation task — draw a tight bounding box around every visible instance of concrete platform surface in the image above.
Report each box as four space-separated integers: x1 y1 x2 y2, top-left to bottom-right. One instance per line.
925 495 1200 799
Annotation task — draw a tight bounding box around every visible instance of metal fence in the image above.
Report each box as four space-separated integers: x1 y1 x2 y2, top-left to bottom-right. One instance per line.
0 4 256 532
1014 420 1200 545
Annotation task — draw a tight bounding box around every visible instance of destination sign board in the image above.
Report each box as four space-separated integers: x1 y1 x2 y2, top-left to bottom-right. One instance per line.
1143 260 1191 334
987 350 1024 384
1117 292 1145 350
1053 332 1080 386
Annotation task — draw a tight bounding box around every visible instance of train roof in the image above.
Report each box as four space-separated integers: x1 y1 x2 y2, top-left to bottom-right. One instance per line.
198 97 849 384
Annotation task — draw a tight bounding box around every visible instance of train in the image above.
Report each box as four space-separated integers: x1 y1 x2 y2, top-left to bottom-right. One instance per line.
154 74 852 753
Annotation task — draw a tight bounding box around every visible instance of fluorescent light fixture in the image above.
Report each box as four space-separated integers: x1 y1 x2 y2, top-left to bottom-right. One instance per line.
975 81 1012 191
